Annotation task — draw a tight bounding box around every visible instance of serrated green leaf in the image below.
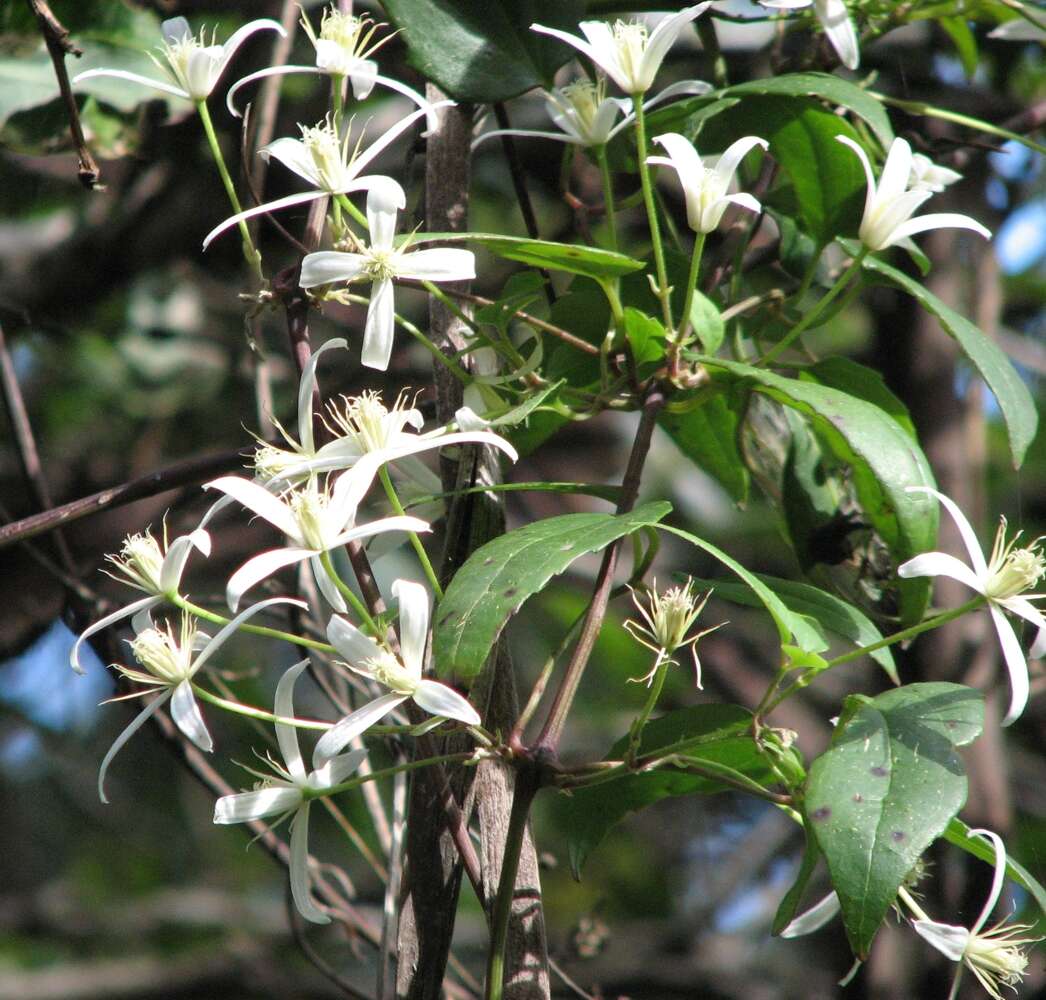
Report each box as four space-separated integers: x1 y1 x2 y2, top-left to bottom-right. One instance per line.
434 502 672 683
805 683 984 957
382 0 584 102
566 705 771 877
699 358 939 625
860 254 1038 468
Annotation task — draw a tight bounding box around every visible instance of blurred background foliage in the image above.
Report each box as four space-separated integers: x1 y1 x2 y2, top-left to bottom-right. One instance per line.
1 1 1045 997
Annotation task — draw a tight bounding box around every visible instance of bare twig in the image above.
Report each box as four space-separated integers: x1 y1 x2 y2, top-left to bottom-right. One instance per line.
25 0 101 189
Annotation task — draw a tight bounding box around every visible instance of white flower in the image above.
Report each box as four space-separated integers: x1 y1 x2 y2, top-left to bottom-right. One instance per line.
624 579 724 686
72 16 285 102
202 104 446 250
911 829 1041 1000
837 136 991 251
71 525 211 673
989 18 1046 43
647 133 768 234
225 6 438 134
299 177 476 370
472 77 710 151
213 659 367 923
779 890 842 938
205 454 429 613
531 4 711 96
314 579 481 766
760 1 860 71
909 153 963 193
898 487 1046 725
98 596 301 803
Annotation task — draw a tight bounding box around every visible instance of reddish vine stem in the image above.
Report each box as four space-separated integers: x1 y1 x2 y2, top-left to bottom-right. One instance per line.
533 386 666 755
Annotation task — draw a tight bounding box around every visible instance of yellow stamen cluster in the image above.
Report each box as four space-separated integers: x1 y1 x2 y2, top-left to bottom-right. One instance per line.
361 650 417 695
106 531 165 594
124 614 197 686
612 20 650 83
984 519 1046 601
325 390 418 453
560 77 608 133
963 919 1040 1000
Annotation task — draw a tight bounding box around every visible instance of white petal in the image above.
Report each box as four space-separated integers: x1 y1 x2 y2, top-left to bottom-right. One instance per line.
896 551 985 594
313 693 407 767
394 248 476 282
194 596 306 670
275 660 311 783
641 4 712 92
362 278 396 371
328 515 430 551
530 24 614 86
289 802 330 923
327 613 383 665
715 136 769 185
312 748 368 789
329 453 382 527
170 678 213 751
720 191 763 217
391 579 430 676
184 47 224 101
161 17 191 44
413 680 481 725
309 552 347 613
71 68 190 101
214 785 301 822
367 178 406 251
641 79 713 112
472 128 583 151
836 135 877 232
997 594 1046 658
905 486 989 578
98 690 172 804
877 138 914 205
71 596 159 673
911 919 970 961
779 891 841 938
260 136 321 185
760 1 814 9
205 476 302 541
990 19 1046 42
884 212 991 247
816 0 860 70
218 19 287 75
226 65 321 117
989 605 1030 727
371 74 440 135
159 530 210 595
225 548 314 613
384 430 519 466
350 103 453 179
297 337 348 454
202 190 329 250
346 60 379 99
299 251 369 288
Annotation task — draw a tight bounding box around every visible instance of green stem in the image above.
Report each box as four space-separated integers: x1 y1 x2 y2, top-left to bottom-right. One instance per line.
595 144 618 250
632 98 674 330
195 100 261 278
319 549 381 636
674 231 707 349
757 249 866 366
424 280 480 334
335 192 368 229
626 655 671 765
174 597 334 653
316 749 481 799
193 685 330 730
378 466 444 600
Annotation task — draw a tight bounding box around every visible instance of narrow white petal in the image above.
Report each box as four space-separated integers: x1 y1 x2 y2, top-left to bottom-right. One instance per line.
275 660 311 783
760 1 814 9
327 614 383 665
98 690 172 803
350 103 453 179
896 551 985 594
218 19 287 75
328 515 430 551
309 553 348 613
225 548 313 613
817 0 860 69
159 530 210 595
720 192 763 217
779 891 841 938
71 596 159 673
905 486 990 578
836 135 877 229
968 828 1008 932
346 60 379 99
205 476 302 541
997 594 1046 658
329 453 382 527
642 79 712 113
299 251 369 288
289 802 330 923
297 337 348 454
312 748 368 789
194 596 306 670
259 137 321 186
202 190 328 250
371 74 440 135
716 136 769 185
367 178 406 251
989 605 1030 726
399 429 519 464
225 65 321 117
642 4 712 92
391 579 430 676
170 679 213 751
362 278 396 371
911 919 970 961
214 785 301 822
473 128 582 151
884 213 991 247
990 19 1046 41
184 47 224 101
71 68 190 100
877 138 915 205
313 693 407 767
413 680 481 725
394 248 476 282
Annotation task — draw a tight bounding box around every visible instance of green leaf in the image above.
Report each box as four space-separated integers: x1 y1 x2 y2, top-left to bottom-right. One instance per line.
723 73 895 149
860 254 1038 468
691 573 899 684
623 308 667 366
689 289 725 354
800 357 918 441
698 358 939 625
658 391 750 503
566 705 772 876
660 524 822 650
434 502 672 683
939 16 980 79
382 0 584 102
805 683 984 957
945 818 1046 916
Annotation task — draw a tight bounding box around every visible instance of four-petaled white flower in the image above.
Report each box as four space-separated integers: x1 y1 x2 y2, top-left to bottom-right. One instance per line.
911 829 1041 1000
760 1 860 71
98 596 301 803
213 659 367 924
226 6 437 134
72 16 285 103
314 579 481 767
898 487 1046 726
648 133 769 234
299 177 476 370
205 453 429 613
71 525 211 674
531 4 711 96
624 579 724 687
837 136 991 251
909 152 963 193
202 105 445 250
472 77 710 151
